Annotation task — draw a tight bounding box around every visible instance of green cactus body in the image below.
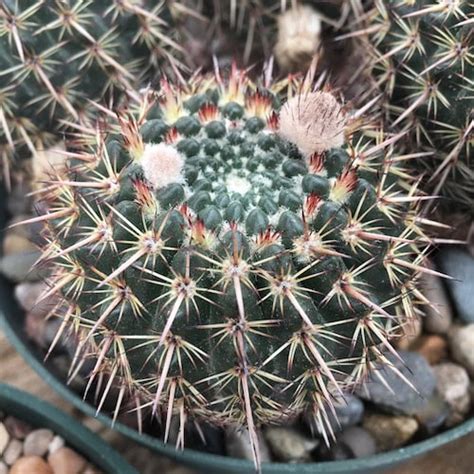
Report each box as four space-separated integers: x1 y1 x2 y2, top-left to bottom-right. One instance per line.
362 0 473 213
0 0 181 184
39 68 430 470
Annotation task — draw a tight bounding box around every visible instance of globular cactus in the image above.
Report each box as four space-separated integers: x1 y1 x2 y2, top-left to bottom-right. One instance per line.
35 67 435 470
0 0 182 187
351 0 473 215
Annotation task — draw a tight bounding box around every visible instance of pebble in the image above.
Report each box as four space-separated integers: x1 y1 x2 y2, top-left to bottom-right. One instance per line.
0 461 7 474
414 394 450 435
3 417 32 440
309 393 364 435
412 335 447 365
3 438 23 465
48 436 65 455
264 427 318 462
7 182 33 216
363 414 419 452
48 447 87 474
2 228 37 256
15 281 49 312
0 423 9 456
23 429 54 457
337 427 376 459
225 426 271 462
330 393 364 432
356 351 436 415
9 456 53 474
449 324 474 376
420 270 453 334
32 142 67 185
437 247 474 324
432 363 471 426
396 315 422 350
0 251 44 282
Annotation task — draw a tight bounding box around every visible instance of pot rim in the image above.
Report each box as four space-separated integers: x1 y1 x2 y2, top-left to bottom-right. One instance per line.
1 304 473 473
0 381 136 474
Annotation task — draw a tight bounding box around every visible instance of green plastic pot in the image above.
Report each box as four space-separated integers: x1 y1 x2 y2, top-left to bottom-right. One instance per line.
1 186 473 473
0 383 136 474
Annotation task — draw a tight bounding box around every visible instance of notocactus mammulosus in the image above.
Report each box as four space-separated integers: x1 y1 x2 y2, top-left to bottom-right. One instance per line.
353 0 473 214
36 67 434 470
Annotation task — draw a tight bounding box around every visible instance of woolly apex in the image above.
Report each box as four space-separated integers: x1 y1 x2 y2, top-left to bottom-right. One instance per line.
278 91 346 158
274 5 322 73
141 143 185 189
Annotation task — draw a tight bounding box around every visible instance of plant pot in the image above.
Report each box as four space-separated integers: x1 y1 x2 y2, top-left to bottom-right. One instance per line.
0 382 136 474
1 185 473 474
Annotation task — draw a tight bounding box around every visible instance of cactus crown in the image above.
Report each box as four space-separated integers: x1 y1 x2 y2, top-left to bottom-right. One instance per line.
37 67 433 471
352 0 473 214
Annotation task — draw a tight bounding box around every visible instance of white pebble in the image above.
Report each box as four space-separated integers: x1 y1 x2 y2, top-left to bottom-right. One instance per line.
48 435 65 455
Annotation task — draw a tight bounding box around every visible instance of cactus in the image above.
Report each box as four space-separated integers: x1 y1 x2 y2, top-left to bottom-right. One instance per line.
350 0 473 215
35 67 435 470
189 1 349 71
0 0 183 187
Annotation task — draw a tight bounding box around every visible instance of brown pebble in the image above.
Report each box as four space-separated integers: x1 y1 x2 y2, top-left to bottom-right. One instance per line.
363 414 419 452
48 447 87 474
10 456 53 474
412 335 447 365
395 316 422 350
3 438 23 465
3 232 36 256
82 466 104 474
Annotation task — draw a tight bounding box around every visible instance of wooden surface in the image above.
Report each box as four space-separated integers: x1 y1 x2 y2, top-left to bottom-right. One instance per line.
1 330 473 474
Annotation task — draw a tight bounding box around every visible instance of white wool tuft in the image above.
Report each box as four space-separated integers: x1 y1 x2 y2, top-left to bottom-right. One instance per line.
274 5 321 72
140 143 185 189
278 91 346 158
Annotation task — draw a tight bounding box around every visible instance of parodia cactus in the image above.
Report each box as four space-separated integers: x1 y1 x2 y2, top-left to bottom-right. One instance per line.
353 0 473 215
0 0 182 186
33 68 437 470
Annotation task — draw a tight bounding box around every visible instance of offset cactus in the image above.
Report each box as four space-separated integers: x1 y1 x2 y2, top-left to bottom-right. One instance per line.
0 0 182 186
193 1 348 71
35 67 434 470
352 0 473 214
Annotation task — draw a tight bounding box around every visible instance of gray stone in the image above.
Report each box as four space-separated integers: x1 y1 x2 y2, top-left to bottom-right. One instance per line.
432 362 470 426
23 428 54 457
420 271 453 334
356 351 436 415
437 247 474 323
0 422 9 455
0 251 45 282
414 394 450 435
3 439 23 465
328 393 364 432
363 414 419 452
264 427 318 462
0 461 7 474
225 426 271 462
337 426 376 459
449 324 474 376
